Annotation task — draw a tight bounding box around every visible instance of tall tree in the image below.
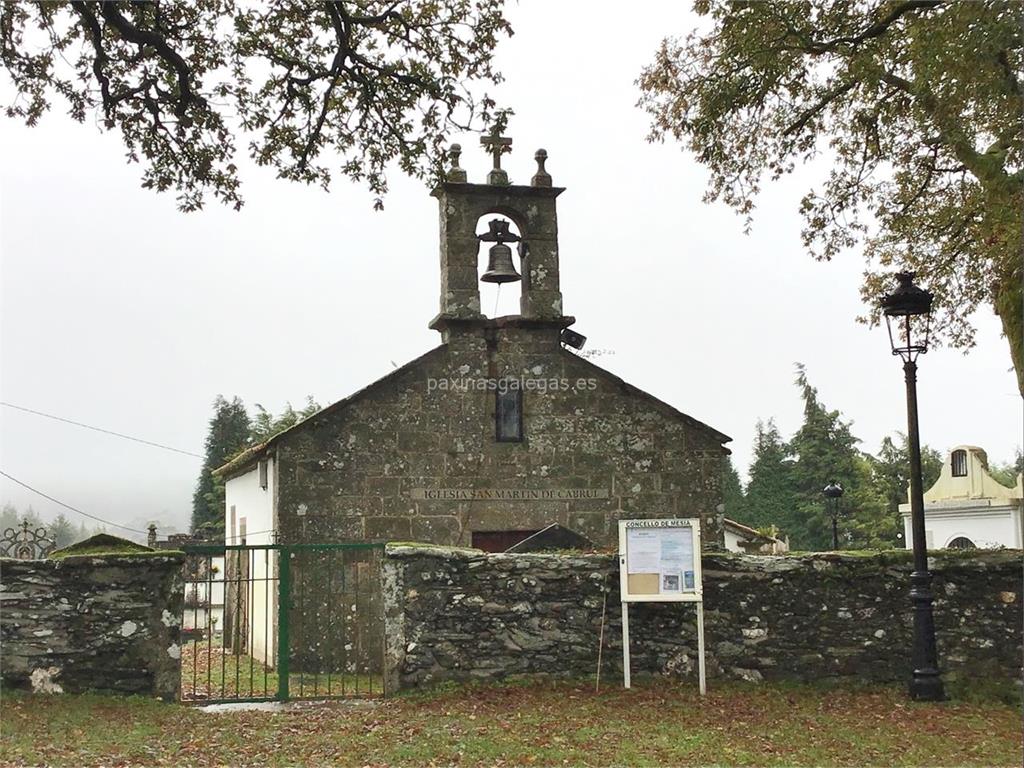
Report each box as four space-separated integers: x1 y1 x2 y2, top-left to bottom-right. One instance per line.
639 1 1024 394
871 433 942 525
788 365 888 550
191 395 251 536
49 513 76 548
721 455 749 525
0 503 41 530
1 1 511 211
0 502 19 532
744 419 798 534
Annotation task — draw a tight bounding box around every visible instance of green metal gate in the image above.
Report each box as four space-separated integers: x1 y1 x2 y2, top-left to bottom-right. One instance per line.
178 543 386 704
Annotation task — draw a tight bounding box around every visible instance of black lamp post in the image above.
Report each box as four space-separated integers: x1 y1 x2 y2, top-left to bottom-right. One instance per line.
823 482 844 550
881 271 944 702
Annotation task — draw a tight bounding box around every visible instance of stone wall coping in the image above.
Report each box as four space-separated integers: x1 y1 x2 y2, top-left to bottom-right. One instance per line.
383 543 1022 573
385 542 487 561
0 552 185 568
385 542 619 563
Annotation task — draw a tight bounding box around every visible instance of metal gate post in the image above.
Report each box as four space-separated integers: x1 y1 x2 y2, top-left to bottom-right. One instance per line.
277 547 291 701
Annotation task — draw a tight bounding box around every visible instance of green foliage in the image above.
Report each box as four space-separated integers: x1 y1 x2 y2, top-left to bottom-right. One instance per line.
744 419 797 531
249 397 321 443
737 366 960 551
869 433 943 541
989 448 1023 487
1 502 40 531
639 1 1024 394
191 396 251 536
49 533 154 559
48 513 76 549
785 365 877 550
1 1 512 211
720 456 748 523
0 505 97 548
190 395 322 536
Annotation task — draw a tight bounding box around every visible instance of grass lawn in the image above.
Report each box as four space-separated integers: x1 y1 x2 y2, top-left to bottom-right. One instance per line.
1 679 1020 767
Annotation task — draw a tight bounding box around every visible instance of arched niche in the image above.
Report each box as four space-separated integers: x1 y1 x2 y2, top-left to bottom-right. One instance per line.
474 213 523 318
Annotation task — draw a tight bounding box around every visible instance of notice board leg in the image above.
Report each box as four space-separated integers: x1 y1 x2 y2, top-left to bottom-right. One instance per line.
696 601 706 696
621 602 631 689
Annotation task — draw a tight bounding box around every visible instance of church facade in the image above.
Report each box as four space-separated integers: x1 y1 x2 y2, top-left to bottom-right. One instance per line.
217 138 731 550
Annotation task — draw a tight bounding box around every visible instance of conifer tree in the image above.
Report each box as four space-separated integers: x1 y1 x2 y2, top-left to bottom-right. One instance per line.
744 419 798 533
191 396 251 536
870 434 943 543
788 365 889 550
49 513 76 548
721 456 749 525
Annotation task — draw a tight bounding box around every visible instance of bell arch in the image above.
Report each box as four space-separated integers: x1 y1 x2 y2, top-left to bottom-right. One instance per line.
430 180 566 329
475 214 523 318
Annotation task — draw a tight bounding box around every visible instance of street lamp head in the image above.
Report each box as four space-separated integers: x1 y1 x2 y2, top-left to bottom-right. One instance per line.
882 272 933 362
823 482 844 499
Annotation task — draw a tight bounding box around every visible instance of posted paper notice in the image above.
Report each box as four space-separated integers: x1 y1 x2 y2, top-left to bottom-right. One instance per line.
626 529 661 574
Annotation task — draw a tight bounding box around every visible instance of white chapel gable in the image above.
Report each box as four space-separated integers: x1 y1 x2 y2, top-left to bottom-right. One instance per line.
922 445 1018 503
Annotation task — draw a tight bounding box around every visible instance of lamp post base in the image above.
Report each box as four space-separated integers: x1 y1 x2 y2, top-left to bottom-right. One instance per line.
909 671 945 701
908 569 945 702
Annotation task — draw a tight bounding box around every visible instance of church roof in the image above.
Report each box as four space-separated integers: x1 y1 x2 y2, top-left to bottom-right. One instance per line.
213 346 447 479
214 343 730 480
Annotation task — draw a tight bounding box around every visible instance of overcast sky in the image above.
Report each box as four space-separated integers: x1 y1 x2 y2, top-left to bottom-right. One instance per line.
1 2 1019 538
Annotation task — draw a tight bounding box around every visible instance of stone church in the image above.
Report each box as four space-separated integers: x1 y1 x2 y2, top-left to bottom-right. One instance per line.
217 135 731 551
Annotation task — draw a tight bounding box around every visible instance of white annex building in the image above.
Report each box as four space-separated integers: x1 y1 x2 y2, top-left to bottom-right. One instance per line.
900 445 1023 550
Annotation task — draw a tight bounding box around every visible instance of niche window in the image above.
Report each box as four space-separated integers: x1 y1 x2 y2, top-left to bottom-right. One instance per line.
496 386 523 442
951 449 968 477
258 459 268 489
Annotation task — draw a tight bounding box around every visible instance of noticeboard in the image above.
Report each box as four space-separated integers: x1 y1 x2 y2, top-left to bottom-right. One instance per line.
618 518 703 603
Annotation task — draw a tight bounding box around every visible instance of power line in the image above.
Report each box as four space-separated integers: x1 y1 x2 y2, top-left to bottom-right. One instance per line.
0 470 149 535
225 528 276 543
0 402 203 458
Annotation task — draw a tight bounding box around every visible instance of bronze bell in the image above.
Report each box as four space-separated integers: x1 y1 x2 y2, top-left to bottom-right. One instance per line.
478 218 522 284
481 242 521 283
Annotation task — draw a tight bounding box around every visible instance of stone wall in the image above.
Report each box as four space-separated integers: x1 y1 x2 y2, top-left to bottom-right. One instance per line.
0 554 184 699
383 545 1022 690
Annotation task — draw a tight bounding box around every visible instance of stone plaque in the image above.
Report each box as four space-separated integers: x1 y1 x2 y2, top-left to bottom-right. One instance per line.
410 488 609 501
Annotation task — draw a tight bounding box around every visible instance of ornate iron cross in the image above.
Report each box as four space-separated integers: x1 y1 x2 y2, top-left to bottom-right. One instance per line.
1 520 56 560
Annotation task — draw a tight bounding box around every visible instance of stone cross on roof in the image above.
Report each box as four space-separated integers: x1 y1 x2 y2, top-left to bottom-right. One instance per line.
480 123 512 185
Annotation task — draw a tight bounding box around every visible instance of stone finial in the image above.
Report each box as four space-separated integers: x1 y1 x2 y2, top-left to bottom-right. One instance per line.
481 123 512 185
531 148 552 187
147 524 157 549
446 143 467 183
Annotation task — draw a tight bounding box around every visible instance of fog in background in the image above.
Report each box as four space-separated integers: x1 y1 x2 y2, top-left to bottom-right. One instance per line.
1 3 1019 538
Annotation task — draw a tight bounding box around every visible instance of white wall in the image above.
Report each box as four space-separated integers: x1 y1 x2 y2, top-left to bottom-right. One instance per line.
902 502 1023 550
224 457 277 667
224 458 276 545
724 528 744 553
